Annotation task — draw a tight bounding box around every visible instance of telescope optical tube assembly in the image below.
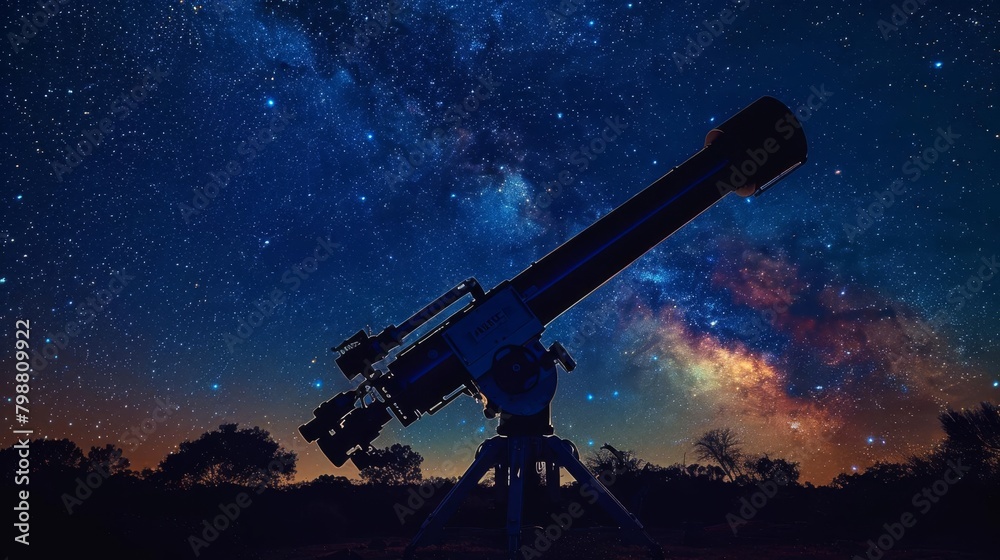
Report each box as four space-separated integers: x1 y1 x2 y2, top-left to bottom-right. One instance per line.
300 96 808 469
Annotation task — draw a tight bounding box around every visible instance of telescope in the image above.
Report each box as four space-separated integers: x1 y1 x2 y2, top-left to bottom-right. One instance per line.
301 96 808 559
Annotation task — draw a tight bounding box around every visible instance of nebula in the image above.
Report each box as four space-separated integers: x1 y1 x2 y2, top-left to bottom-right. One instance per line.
613 241 989 483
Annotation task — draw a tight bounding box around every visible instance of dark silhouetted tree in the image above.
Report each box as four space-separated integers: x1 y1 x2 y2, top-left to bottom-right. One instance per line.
830 461 911 489
158 423 296 488
586 444 645 476
358 443 423 486
679 463 727 480
0 438 85 478
87 444 131 475
693 428 744 482
704 464 728 481
742 454 800 485
940 402 1000 479
311 474 354 488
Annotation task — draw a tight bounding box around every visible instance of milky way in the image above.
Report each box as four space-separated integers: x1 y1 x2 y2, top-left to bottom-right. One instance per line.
2 0 997 484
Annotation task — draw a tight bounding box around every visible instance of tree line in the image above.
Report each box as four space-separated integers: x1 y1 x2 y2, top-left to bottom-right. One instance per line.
1 403 996 559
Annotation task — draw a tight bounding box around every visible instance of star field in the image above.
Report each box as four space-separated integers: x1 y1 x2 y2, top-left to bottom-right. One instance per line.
1 0 998 484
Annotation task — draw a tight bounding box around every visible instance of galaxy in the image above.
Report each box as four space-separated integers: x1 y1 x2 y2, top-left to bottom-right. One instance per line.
2 0 997 486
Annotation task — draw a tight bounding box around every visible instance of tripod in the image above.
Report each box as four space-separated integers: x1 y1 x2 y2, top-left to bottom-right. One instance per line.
403 408 663 560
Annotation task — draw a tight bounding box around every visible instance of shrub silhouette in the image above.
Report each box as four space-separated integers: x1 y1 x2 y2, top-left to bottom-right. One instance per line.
158 423 296 488
86 444 131 475
940 401 1000 479
358 443 423 486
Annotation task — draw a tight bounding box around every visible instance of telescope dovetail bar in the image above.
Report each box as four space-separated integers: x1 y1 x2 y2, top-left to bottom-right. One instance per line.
300 96 808 470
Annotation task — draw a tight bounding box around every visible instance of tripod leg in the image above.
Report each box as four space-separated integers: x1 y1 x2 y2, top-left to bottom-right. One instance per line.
545 437 664 559
405 437 504 559
506 437 527 560
546 458 560 503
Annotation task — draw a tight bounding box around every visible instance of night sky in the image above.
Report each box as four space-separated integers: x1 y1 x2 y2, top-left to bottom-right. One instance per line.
2 0 998 485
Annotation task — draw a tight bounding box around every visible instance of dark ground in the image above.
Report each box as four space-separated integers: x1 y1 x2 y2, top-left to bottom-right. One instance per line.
255 526 994 560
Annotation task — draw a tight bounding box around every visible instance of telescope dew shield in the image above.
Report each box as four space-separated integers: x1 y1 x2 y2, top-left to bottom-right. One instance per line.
704 95 807 196
510 96 807 325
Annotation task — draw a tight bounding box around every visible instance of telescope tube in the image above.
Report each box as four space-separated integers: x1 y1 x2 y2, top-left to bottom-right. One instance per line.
511 96 807 324
300 96 808 465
